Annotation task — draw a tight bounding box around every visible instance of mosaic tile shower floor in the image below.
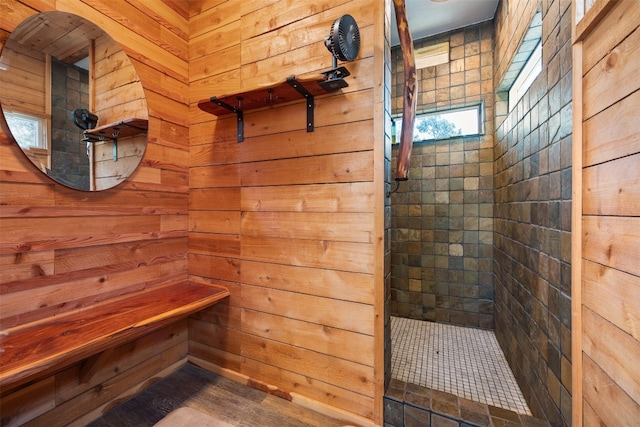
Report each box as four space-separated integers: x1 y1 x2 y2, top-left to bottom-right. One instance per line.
390 316 531 415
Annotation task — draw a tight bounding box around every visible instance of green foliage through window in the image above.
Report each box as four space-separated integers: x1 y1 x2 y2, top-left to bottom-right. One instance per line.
393 104 482 143
416 115 462 140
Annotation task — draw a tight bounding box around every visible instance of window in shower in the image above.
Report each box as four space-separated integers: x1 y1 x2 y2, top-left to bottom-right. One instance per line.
392 103 483 143
508 41 541 111
496 8 543 112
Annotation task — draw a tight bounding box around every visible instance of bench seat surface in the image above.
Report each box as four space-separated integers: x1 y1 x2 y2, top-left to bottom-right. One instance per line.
0 282 229 388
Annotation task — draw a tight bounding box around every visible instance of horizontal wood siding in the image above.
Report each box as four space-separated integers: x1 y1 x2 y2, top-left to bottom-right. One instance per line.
576 0 640 423
0 40 49 168
0 41 46 116
187 0 382 423
0 0 191 425
91 33 148 190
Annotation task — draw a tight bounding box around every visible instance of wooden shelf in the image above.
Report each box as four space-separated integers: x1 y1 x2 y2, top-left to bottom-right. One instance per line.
84 118 148 160
0 281 229 390
198 74 336 142
84 118 148 140
198 76 328 116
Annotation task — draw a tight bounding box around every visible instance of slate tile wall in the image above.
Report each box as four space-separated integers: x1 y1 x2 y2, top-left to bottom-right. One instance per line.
49 58 90 190
390 22 495 329
492 1 572 425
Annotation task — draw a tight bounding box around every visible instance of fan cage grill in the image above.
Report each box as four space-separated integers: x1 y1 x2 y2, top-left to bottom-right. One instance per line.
326 14 360 62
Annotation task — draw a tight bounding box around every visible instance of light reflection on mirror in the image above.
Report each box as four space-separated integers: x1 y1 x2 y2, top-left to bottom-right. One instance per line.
0 11 148 191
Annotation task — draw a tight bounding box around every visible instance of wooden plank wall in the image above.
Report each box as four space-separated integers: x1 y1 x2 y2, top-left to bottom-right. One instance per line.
0 41 46 116
573 0 640 424
0 0 191 425
187 0 385 424
0 40 49 168
92 33 148 190
92 33 147 125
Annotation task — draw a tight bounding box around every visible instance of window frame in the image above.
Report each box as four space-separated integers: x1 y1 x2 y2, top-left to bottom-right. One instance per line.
392 103 484 144
4 111 49 151
508 41 542 111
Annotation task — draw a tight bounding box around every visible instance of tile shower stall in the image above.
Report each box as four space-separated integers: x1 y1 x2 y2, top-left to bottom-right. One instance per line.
390 23 495 330
388 2 572 425
390 136 494 329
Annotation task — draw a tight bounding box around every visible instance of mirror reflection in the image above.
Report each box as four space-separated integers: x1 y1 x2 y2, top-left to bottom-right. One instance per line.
0 11 148 191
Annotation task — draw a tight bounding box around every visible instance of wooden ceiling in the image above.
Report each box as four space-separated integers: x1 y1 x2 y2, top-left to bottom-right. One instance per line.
8 12 105 64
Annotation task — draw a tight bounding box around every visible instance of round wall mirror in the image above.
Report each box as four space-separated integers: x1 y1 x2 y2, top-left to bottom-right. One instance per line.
0 11 148 191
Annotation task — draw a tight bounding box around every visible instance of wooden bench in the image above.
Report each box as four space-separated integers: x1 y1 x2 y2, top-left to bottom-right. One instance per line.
0 281 229 391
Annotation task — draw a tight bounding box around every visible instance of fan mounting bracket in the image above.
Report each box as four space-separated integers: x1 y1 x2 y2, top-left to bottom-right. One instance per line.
318 66 351 92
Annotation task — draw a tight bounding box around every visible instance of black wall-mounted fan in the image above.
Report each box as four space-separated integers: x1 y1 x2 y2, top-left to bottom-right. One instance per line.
325 14 360 62
319 14 361 92
71 109 98 130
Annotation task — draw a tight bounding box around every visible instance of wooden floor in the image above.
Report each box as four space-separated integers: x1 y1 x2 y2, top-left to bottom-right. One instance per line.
88 363 349 427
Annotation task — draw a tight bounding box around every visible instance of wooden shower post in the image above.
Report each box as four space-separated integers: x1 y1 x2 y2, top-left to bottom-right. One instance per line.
392 0 417 181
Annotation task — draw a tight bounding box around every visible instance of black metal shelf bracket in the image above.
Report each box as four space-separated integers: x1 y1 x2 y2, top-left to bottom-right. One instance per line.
211 96 244 142
83 121 148 160
209 78 314 143
83 131 120 161
286 76 314 133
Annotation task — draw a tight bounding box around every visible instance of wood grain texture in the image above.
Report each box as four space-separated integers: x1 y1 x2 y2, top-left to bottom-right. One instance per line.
241 259 374 304
582 259 640 347
1 0 384 424
582 306 640 405
574 0 640 423
583 86 640 168
580 0 639 72
30 345 187 427
575 0 619 43
238 357 376 421
240 309 374 366
392 0 416 180
241 211 374 242
582 353 640 425
0 260 187 327
582 19 640 120
88 363 353 427
582 215 640 288
583 152 640 216
241 182 374 213
0 322 187 425
0 281 228 388
239 151 374 187
0 1 194 424
240 284 374 335
0 377 55 427
241 333 374 397
186 0 383 422
242 236 374 273
197 74 329 116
